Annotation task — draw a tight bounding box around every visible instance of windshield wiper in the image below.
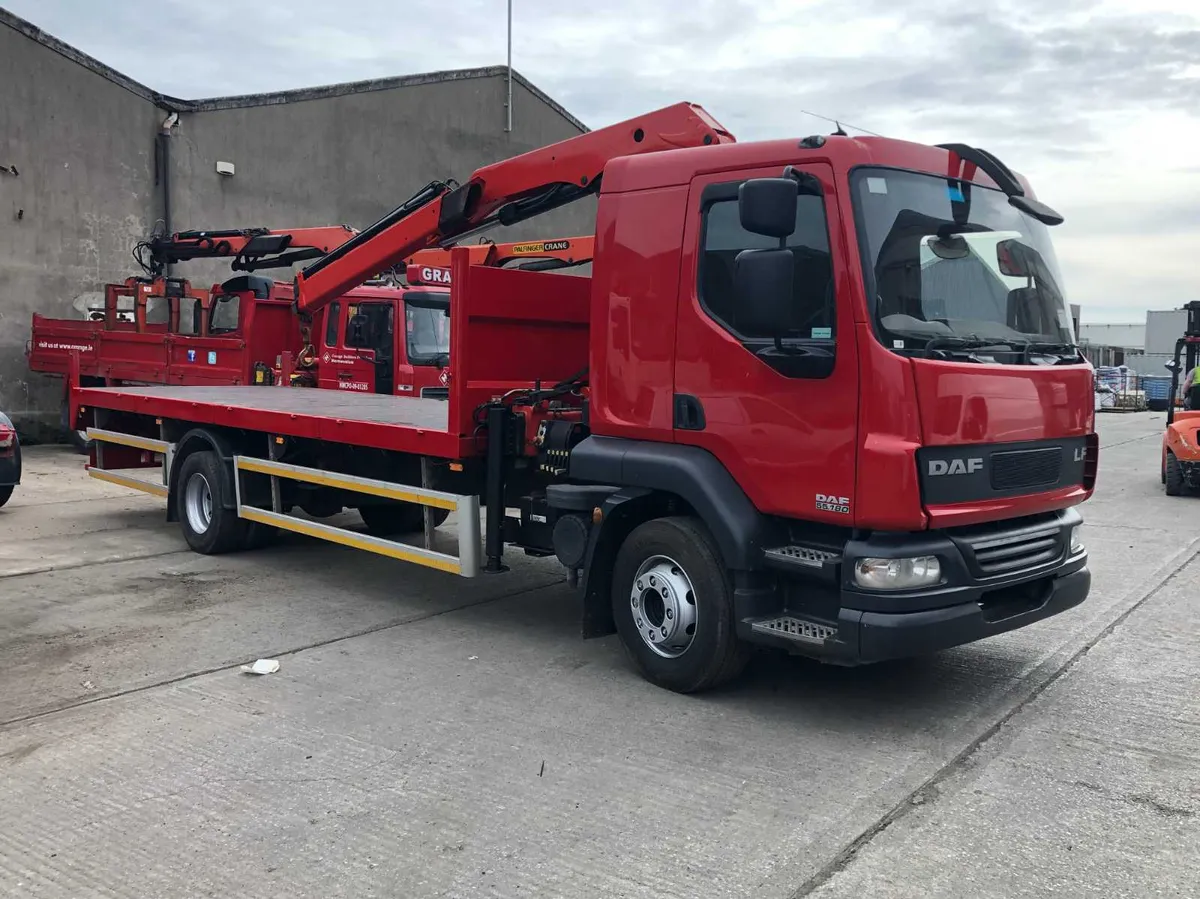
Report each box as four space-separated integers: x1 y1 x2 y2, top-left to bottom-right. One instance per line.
1016 342 1081 364
924 336 1021 359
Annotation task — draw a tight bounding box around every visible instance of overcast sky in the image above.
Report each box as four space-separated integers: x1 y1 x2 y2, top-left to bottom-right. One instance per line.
7 0 1200 323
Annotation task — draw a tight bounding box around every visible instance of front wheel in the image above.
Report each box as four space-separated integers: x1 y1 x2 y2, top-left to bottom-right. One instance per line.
611 516 751 693
1165 451 1187 496
175 451 248 554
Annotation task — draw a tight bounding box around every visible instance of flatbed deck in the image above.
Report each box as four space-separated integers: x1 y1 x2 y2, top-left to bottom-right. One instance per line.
76 385 464 457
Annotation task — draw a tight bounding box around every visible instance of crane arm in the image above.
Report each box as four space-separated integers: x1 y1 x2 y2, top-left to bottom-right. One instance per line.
138 225 359 276
404 235 595 285
293 101 734 315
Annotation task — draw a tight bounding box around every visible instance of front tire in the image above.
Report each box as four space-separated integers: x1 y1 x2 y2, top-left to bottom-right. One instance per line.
175 450 247 554
611 516 751 693
1165 451 1187 496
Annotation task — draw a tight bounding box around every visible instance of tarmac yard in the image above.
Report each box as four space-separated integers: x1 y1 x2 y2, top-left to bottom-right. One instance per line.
1 412 1197 898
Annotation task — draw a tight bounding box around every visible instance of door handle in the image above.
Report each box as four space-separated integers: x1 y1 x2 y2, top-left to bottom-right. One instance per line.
673 394 706 430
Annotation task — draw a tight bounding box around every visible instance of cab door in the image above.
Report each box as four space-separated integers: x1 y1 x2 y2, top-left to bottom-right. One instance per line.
397 291 452 398
325 300 393 394
671 163 860 525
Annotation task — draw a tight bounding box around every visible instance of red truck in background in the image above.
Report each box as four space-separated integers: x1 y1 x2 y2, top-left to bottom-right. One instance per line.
30 230 595 439
28 226 454 443
70 102 1096 693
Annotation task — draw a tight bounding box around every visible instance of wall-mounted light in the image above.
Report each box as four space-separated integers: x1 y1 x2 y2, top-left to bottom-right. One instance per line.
216 161 235 176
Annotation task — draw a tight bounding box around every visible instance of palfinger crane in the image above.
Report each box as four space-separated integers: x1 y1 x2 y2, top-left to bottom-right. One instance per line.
137 225 359 276
404 235 594 285
293 102 733 315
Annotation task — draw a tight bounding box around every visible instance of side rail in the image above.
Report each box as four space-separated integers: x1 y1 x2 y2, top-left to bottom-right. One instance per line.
85 427 173 497
232 456 482 577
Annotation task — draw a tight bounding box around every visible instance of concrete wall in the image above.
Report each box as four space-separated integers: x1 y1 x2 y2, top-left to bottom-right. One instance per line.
0 10 594 438
0 13 162 435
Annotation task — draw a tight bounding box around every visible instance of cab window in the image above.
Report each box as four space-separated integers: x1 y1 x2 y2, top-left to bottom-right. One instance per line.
324 301 340 346
699 191 836 340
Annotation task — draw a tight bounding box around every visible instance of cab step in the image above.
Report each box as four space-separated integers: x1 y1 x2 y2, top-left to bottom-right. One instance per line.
748 615 838 645
762 544 841 582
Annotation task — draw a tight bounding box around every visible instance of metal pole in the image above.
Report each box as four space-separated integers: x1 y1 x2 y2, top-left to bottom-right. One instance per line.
505 0 513 132
484 404 509 573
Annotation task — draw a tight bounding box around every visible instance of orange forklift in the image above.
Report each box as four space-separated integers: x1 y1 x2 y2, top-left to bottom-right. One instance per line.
1161 301 1200 494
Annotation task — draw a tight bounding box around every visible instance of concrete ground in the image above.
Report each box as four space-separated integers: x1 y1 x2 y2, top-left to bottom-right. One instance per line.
0 412 1197 898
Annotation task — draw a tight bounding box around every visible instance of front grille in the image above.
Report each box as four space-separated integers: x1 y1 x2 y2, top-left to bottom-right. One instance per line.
954 513 1065 577
991 447 1062 490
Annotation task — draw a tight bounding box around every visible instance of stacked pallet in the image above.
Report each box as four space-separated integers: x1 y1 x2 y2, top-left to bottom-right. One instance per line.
1095 366 1147 412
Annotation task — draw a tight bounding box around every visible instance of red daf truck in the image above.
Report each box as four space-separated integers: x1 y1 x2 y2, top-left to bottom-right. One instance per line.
69 102 1095 692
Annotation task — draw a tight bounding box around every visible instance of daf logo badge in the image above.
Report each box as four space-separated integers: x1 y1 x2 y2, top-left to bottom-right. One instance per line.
928 458 983 476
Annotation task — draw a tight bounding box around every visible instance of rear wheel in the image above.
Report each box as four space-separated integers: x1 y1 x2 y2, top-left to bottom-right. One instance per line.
60 397 91 455
1165 451 1187 496
243 521 277 549
0 485 12 509
175 450 247 553
359 502 450 536
611 516 751 693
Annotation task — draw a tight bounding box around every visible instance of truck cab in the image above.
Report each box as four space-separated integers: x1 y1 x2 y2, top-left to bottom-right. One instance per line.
315 285 450 397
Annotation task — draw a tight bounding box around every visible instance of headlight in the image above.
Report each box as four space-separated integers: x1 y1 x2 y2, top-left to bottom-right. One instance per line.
1069 525 1085 555
853 556 942 591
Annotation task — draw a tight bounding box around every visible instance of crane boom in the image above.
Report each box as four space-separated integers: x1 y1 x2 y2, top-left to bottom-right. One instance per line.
140 225 359 276
293 101 734 315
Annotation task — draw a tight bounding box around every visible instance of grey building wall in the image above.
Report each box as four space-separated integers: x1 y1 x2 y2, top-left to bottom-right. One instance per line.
0 11 162 434
1078 322 1144 350
0 9 594 438
1145 309 1188 357
168 72 596 289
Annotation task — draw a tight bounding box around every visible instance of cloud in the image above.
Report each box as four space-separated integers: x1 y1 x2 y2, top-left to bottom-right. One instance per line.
5 0 1200 322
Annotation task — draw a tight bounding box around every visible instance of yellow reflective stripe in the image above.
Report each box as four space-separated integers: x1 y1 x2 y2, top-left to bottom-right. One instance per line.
86 429 169 453
238 506 461 574
88 468 169 497
236 457 457 510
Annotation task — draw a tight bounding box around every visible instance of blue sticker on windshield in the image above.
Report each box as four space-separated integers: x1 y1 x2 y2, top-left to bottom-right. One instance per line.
947 185 965 203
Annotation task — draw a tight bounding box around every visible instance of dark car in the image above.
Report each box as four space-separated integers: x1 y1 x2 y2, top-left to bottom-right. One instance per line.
0 411 20 508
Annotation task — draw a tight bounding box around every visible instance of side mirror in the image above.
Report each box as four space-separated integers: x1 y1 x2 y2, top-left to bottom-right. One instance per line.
734 248 796 335
349 313 367 341
996 239 1032 277
1009 194 1064 227
927 234 970 260
739 178 797 238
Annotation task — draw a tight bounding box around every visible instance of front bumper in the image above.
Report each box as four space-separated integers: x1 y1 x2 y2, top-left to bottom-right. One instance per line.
848 564 1089 662
741 507 1090 663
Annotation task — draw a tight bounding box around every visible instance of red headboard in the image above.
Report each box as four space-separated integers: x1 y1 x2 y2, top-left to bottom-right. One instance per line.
447 248 590 444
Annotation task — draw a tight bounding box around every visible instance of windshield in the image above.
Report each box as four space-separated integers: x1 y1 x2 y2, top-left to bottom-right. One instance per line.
852 167 1076 361
405 303 450 366
209 295 240 334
